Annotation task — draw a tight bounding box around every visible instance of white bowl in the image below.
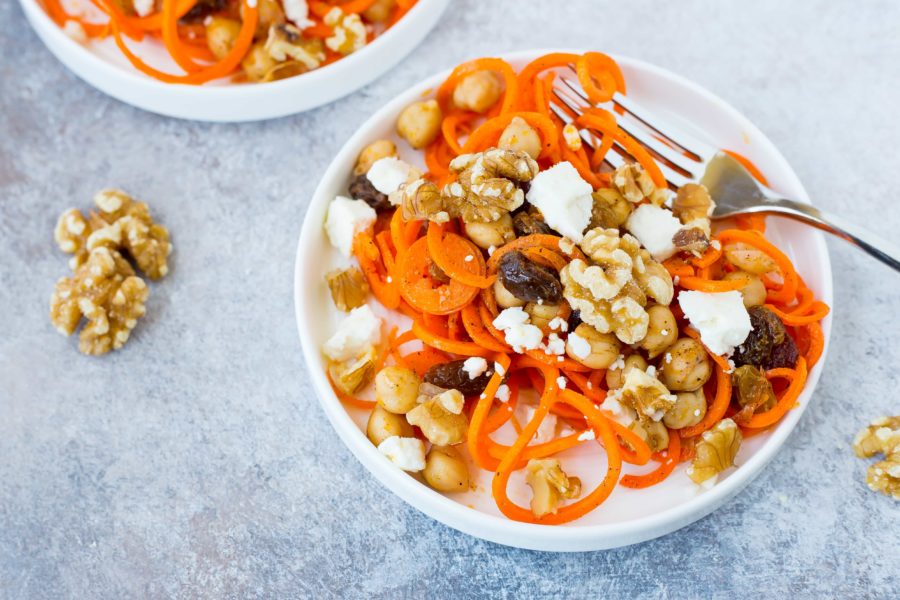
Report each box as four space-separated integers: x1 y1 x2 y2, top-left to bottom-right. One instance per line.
294 50 833 552
18 0 450 122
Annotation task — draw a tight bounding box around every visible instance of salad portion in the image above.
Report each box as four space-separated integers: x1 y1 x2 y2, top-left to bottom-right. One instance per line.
319 52 828 524
42 0 417 84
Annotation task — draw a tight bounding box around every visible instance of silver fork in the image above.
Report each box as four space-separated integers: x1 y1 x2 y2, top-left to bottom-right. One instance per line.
549 74 900 272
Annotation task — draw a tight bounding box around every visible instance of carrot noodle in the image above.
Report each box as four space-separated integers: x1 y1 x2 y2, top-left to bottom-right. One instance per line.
323 52 829 526
43 0 418 84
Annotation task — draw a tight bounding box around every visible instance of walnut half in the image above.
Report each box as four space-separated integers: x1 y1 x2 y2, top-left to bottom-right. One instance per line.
50 247 149 356
688 418 742 485
853 416 900 500
525 458 581 518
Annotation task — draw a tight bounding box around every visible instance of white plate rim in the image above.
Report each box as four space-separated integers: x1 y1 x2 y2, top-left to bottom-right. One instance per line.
18 0 450 121
293 49 834 552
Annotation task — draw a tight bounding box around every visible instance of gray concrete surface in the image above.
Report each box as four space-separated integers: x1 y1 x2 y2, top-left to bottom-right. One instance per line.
1 0 898 598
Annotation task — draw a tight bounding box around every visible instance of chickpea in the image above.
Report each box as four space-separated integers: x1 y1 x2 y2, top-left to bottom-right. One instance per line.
493 279 525 309
723 271 766 307
241 42 277 83
723 242 777 275
375 366 421 414
639 305 678 358
567 323 621 370
206 17 242 61
354 139 397 176
605 354 647 390
423 446 469 492
498 116 542 159
452 70 503 114
396 99 442 149
663 389 707 430
242 0 284 38
629 420 670 453
362 0 395 22
465 213 514 250
525 302 562 330
659 338 711 392
366 404 414 446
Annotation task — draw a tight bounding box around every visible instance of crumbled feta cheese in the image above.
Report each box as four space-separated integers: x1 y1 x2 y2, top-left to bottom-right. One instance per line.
599 393 636 426
462 357 488 380
494 361 506 376
711 240 722 251
325 196 376 257
664 352 673 364
542 333 565 356
133 0 154 17
558 237 576 256
673 275 681 286
322 305 382 361
526 408 557 444
577 429 596 441
526 162 593 242
678 290 752 356
625 204 683 261
660 329 669 336
377 436 426 472
556 376 567 390
366 157 415 195
609 354 626 371
283 0 314 28
492 307 543 352
548 316 568 332
495 384 511 403
487 245 497 256
566 332 591 360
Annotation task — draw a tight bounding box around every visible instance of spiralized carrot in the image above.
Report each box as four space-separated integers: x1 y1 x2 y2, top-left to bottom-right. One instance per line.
46 0 418 84
325 52 830 527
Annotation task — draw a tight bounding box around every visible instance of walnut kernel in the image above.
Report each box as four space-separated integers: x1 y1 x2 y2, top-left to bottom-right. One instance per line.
688 418 742 484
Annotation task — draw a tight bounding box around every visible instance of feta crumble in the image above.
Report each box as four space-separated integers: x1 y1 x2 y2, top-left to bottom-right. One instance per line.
556 376 567 390
495 384 511 403
133 0 154 17
282 0 314 28
322 305 382 361
577 429 596 442
548 316 568 332
678 290 752 356
377 436 426 472
494 361 506 376
462 357 489 380
492 307 543 352
566 332 591 360
541 333 565 356
325 196 376 257
625 204 683 261
525 162 593 242
366 157 415 195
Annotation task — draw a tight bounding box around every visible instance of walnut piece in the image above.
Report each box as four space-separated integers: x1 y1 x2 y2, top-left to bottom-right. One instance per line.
323 8 367 55
560 228 673 344
55 189 172 280
688 418 742 484
393 179 448 223
853 416 900 458
264 24 325 69
611 163 668 206
329 347 377 395
617 366 676 423
672 183 715 235
326 267 369 311
441 148 538 223
589 188 633 229
50 247 149 356
525 458 581 518
854 416 900 500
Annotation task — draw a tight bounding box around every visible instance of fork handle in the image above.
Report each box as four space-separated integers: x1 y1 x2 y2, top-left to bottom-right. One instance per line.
752 199 900 272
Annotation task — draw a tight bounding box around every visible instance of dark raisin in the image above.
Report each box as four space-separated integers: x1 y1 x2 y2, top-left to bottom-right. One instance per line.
498 251 562 303
424 360 494 396
512 210 554 237
349 174 391 211
567 309 583 332
732 306 796 369
179 0 226 23
765 335 799 370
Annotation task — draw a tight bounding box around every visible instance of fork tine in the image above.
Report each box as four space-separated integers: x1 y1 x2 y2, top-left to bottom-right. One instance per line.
549 96 694 190
559 69 719 162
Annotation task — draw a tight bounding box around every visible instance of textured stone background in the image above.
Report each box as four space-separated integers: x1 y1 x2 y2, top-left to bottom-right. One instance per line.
1 0 898 598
